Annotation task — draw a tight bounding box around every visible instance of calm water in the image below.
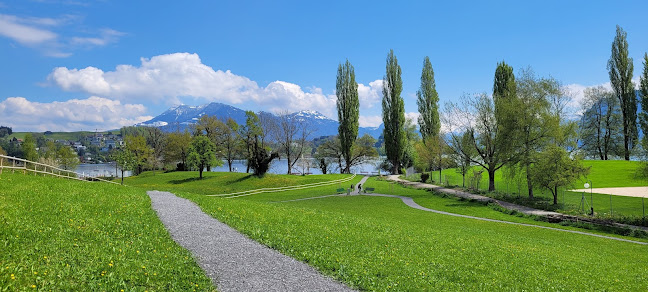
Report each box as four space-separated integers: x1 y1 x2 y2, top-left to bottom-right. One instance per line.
75 163 132 178
74 158 381 178
211 158 382 175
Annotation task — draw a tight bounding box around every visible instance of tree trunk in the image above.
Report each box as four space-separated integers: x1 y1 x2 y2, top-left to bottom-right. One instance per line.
623 118 630 160
552 186 558 205
121 169 124 185
287 156 292 174
462 173 465 187
488 168 496 192
228 160 232 172
526 164 533 199
199 167 203 179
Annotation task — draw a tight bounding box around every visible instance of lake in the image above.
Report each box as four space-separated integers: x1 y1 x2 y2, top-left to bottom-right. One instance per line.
74 158 382 178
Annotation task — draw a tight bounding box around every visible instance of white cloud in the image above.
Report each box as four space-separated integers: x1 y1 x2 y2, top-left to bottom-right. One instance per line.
405 112 420 124
0 96 152 131
71 28 125 47
359 115 382 127
0 13 122 57
0 14 58 45
565 77 642 117
48 52 345 118
357 80 383 109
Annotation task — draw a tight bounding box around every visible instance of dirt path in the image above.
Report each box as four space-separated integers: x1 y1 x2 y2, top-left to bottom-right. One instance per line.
570 187 648 198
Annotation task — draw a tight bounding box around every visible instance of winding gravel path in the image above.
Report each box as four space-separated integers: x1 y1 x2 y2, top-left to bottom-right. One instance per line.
363 192 648 245
147 190 354 292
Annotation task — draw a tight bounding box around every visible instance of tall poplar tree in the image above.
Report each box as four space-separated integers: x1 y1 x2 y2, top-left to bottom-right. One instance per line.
608 25 637 160
336 60 359 174
416 56 440 142
382 49 406 174
638 53 648 153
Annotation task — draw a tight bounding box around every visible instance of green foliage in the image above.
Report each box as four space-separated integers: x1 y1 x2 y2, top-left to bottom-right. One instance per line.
162 131 191 170
607 25 637 160
0 173 214 291
0 125 12 138
223 118 241 172
529 145 590 204
639 53 648 155
113 148 137 184
56 146 80 170
336 60 360 174
420 172 429 183
187 135 220 179
124 135 152 175
416 56 440 141
382 49 406 174
21 133 38 162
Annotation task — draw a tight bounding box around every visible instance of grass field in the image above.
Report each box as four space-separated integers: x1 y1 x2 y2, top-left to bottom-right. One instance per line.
124 171 648 291
0 172 215 291
415 160 648 221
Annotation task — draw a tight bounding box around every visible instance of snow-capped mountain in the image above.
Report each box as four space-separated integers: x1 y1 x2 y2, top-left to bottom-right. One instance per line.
138 102 383 140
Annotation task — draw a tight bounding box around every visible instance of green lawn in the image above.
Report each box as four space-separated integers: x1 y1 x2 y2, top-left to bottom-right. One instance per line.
0 172 215 291
419 160 648 220
123 171 359 201
124 171 648 291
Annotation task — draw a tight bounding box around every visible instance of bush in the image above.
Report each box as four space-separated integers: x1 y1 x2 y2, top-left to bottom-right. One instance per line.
420 173 429 183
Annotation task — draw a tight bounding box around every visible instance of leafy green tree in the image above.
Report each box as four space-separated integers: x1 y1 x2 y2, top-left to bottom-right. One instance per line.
0 126 12 138
608 25 637 160
113 148 136 185
163 131 191 170
416 56 440 141
224 118 241 172
242 111 277 177
57 146 80 171
239 111 263 173
124 135 152 175
639 53 648 155
21 134 38 162
515 68 561 198
382 49 406 174
579 86 622 160
0 145 7 166
187 135 220 179
336 59 360 174
529 145 589 205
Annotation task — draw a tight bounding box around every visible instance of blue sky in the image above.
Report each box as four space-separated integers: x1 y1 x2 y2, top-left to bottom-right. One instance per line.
1 0 647 131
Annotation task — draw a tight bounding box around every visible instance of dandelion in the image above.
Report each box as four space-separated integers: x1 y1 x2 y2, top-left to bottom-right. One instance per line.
11 274 15 280
31 285 36 288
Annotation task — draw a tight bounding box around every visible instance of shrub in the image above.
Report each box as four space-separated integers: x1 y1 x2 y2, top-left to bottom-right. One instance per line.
420 173 429 183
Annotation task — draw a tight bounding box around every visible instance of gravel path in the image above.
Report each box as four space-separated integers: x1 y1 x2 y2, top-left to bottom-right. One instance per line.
363 192 647 245
147 190 355 292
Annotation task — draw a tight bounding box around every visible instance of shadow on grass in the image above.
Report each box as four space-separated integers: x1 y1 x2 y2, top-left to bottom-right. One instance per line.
169 176 215 184
224 174 254 185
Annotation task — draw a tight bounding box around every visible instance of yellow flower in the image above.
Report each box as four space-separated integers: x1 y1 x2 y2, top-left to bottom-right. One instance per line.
31 285 36 288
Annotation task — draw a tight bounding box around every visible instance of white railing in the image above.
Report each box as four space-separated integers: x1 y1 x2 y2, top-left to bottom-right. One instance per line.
0 154 121 185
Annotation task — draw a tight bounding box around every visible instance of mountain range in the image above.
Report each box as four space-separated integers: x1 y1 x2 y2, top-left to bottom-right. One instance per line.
138 102 384 140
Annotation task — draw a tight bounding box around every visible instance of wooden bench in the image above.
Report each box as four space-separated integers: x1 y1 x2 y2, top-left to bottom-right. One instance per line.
364 187 375 193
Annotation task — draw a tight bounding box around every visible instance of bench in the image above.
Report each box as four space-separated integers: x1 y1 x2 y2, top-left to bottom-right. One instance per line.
336 188 346 194
364 187 375 193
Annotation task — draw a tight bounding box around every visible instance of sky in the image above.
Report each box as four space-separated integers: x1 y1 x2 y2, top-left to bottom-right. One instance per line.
1 0 648 132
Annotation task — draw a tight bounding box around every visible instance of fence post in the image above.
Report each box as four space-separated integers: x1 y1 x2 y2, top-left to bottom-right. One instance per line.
0 155 3 175
12 158 15 174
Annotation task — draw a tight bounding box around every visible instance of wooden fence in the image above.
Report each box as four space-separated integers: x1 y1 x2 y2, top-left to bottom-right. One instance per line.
0 154 121 186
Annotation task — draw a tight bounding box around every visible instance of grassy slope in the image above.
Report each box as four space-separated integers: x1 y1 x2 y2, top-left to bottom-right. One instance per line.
124 171 359 201
0 172 215 291
126 171 648 291
427 160 648 217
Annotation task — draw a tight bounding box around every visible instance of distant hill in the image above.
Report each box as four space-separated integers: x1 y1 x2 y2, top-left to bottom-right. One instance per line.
138 102 383 140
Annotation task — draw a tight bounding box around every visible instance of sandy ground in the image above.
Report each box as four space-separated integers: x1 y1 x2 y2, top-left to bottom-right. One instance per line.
570 187 648 198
